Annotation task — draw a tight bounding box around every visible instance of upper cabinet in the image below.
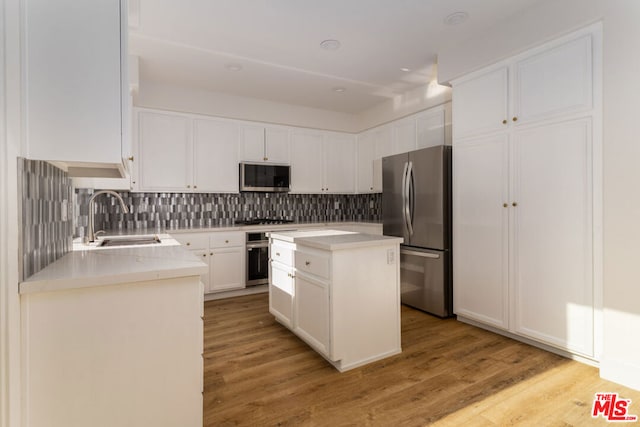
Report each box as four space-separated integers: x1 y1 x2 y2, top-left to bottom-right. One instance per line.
133 109 238 193
453 34 593 140
290 130 356 194
239 124 289 164
23 0 128 176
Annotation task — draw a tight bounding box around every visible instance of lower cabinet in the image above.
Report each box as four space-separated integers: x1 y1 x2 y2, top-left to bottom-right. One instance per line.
294 268 331 358
174 231 245 293
21 276 204 427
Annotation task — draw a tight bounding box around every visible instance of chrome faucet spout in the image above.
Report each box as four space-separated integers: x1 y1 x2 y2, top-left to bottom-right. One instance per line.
86 190 129 243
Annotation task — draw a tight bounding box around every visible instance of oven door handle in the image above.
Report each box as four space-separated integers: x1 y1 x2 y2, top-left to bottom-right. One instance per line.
246 242 269 249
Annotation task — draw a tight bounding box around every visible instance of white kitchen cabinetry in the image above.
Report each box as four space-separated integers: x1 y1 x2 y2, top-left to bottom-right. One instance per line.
452 26 600 358
174 231 245 293
269 240 295 328
290 130 356 194
239 124 290 163
21 275 204 427
269 231 402 372
392 117 417 154
356 131 376 193
453 34 593 140
24 0 128 176
416 106 448 149
134 109 239 193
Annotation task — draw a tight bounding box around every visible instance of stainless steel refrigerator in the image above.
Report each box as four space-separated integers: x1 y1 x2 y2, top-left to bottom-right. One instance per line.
382 145 452 317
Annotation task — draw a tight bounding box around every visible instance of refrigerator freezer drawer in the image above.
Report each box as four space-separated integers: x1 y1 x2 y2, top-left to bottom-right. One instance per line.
400 247 451 317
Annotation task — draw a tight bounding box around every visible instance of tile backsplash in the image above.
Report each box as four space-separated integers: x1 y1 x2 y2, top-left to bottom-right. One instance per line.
18 158 73 280
74 190 381 237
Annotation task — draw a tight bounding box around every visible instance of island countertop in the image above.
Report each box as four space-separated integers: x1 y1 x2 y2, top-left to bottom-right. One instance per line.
269 230 403 251
19 244 208 295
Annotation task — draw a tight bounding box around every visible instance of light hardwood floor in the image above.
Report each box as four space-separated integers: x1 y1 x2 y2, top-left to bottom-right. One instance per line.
204 294 639 426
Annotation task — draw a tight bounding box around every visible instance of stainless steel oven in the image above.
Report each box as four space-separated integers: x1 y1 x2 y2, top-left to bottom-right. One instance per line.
246 232 269 286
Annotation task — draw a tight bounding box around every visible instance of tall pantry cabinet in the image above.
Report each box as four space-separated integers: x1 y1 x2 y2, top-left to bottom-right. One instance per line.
451 24 601 359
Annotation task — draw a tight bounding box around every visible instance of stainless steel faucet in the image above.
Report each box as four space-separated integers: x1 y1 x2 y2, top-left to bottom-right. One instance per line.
86 190 130 243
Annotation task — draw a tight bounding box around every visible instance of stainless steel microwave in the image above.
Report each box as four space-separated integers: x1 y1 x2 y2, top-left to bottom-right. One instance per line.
239 162 291 192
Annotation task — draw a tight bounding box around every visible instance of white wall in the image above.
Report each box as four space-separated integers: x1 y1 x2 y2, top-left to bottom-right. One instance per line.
136 80 361 133
1 0 23 424
438 0 640 390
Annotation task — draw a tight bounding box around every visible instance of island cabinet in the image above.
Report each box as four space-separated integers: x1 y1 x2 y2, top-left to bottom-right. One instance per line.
269 231 403 372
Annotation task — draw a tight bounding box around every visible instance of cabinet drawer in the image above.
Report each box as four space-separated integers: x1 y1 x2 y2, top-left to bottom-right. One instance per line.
271 242 293 266
210 232 244 248
173 233 209 250
295 251 330 279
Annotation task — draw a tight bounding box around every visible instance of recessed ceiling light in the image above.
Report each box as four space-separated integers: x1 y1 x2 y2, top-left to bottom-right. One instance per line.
225 63 243 72
400 67 411 72
333 87 346 93
444 11 469 26
320 39 341 51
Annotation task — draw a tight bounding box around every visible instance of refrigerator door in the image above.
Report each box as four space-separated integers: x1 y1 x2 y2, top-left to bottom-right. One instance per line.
406 146 451 250
382 153 409 241
400 246 451 317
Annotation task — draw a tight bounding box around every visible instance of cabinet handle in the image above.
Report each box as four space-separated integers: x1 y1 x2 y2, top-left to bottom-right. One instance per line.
512 202 518 207
202 254 206 257
512 117 518 122
263 157 268 161
187 185 191 189
210 252 213 256
128 156 134 161
502 119 507 125
305 261 311 266
370 187 373 190
225 240 229 243
503 203 508 208
186 242 191 246
276 252 281 256
194 185 198 189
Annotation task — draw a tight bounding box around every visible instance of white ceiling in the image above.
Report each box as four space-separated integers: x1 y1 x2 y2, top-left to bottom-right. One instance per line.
129 0 545 114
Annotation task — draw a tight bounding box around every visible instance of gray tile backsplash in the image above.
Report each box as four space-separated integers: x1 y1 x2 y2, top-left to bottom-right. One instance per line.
18 158 73 280
74 190 381 237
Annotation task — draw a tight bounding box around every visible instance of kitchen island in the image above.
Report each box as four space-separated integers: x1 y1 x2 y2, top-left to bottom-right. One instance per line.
19 244 207 427
269 230 403 372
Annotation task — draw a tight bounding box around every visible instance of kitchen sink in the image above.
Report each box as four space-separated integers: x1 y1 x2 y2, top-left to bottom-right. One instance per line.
97 235 162 247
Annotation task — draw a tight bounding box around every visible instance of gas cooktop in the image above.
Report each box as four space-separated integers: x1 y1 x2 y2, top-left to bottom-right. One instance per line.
235 218 295 226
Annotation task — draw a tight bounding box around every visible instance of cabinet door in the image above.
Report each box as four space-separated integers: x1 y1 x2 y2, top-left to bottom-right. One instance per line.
512 118 593 356
514 35 593 124
453 134 510 329
193 118 239 192
265 127 290 163
210 247 245 293
239 125 266 162
392 117 417 154
452 66 509 138
373 125 393 192
357 132 375 193
24 0 122 164
269 262 294 328
416 107 446 149
137 111 191 192
294 273 330 358
324 133 356 194
290 130 324 193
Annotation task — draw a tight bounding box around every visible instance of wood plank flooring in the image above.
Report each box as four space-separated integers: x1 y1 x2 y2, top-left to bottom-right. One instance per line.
204 294 640 426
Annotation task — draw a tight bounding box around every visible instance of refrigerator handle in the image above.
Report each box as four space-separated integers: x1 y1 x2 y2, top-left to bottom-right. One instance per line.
406 161 414 236
401 161 409 236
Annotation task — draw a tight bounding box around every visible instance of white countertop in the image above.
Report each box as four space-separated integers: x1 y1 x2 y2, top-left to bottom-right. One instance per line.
20 244 208 295
269 230 403 251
